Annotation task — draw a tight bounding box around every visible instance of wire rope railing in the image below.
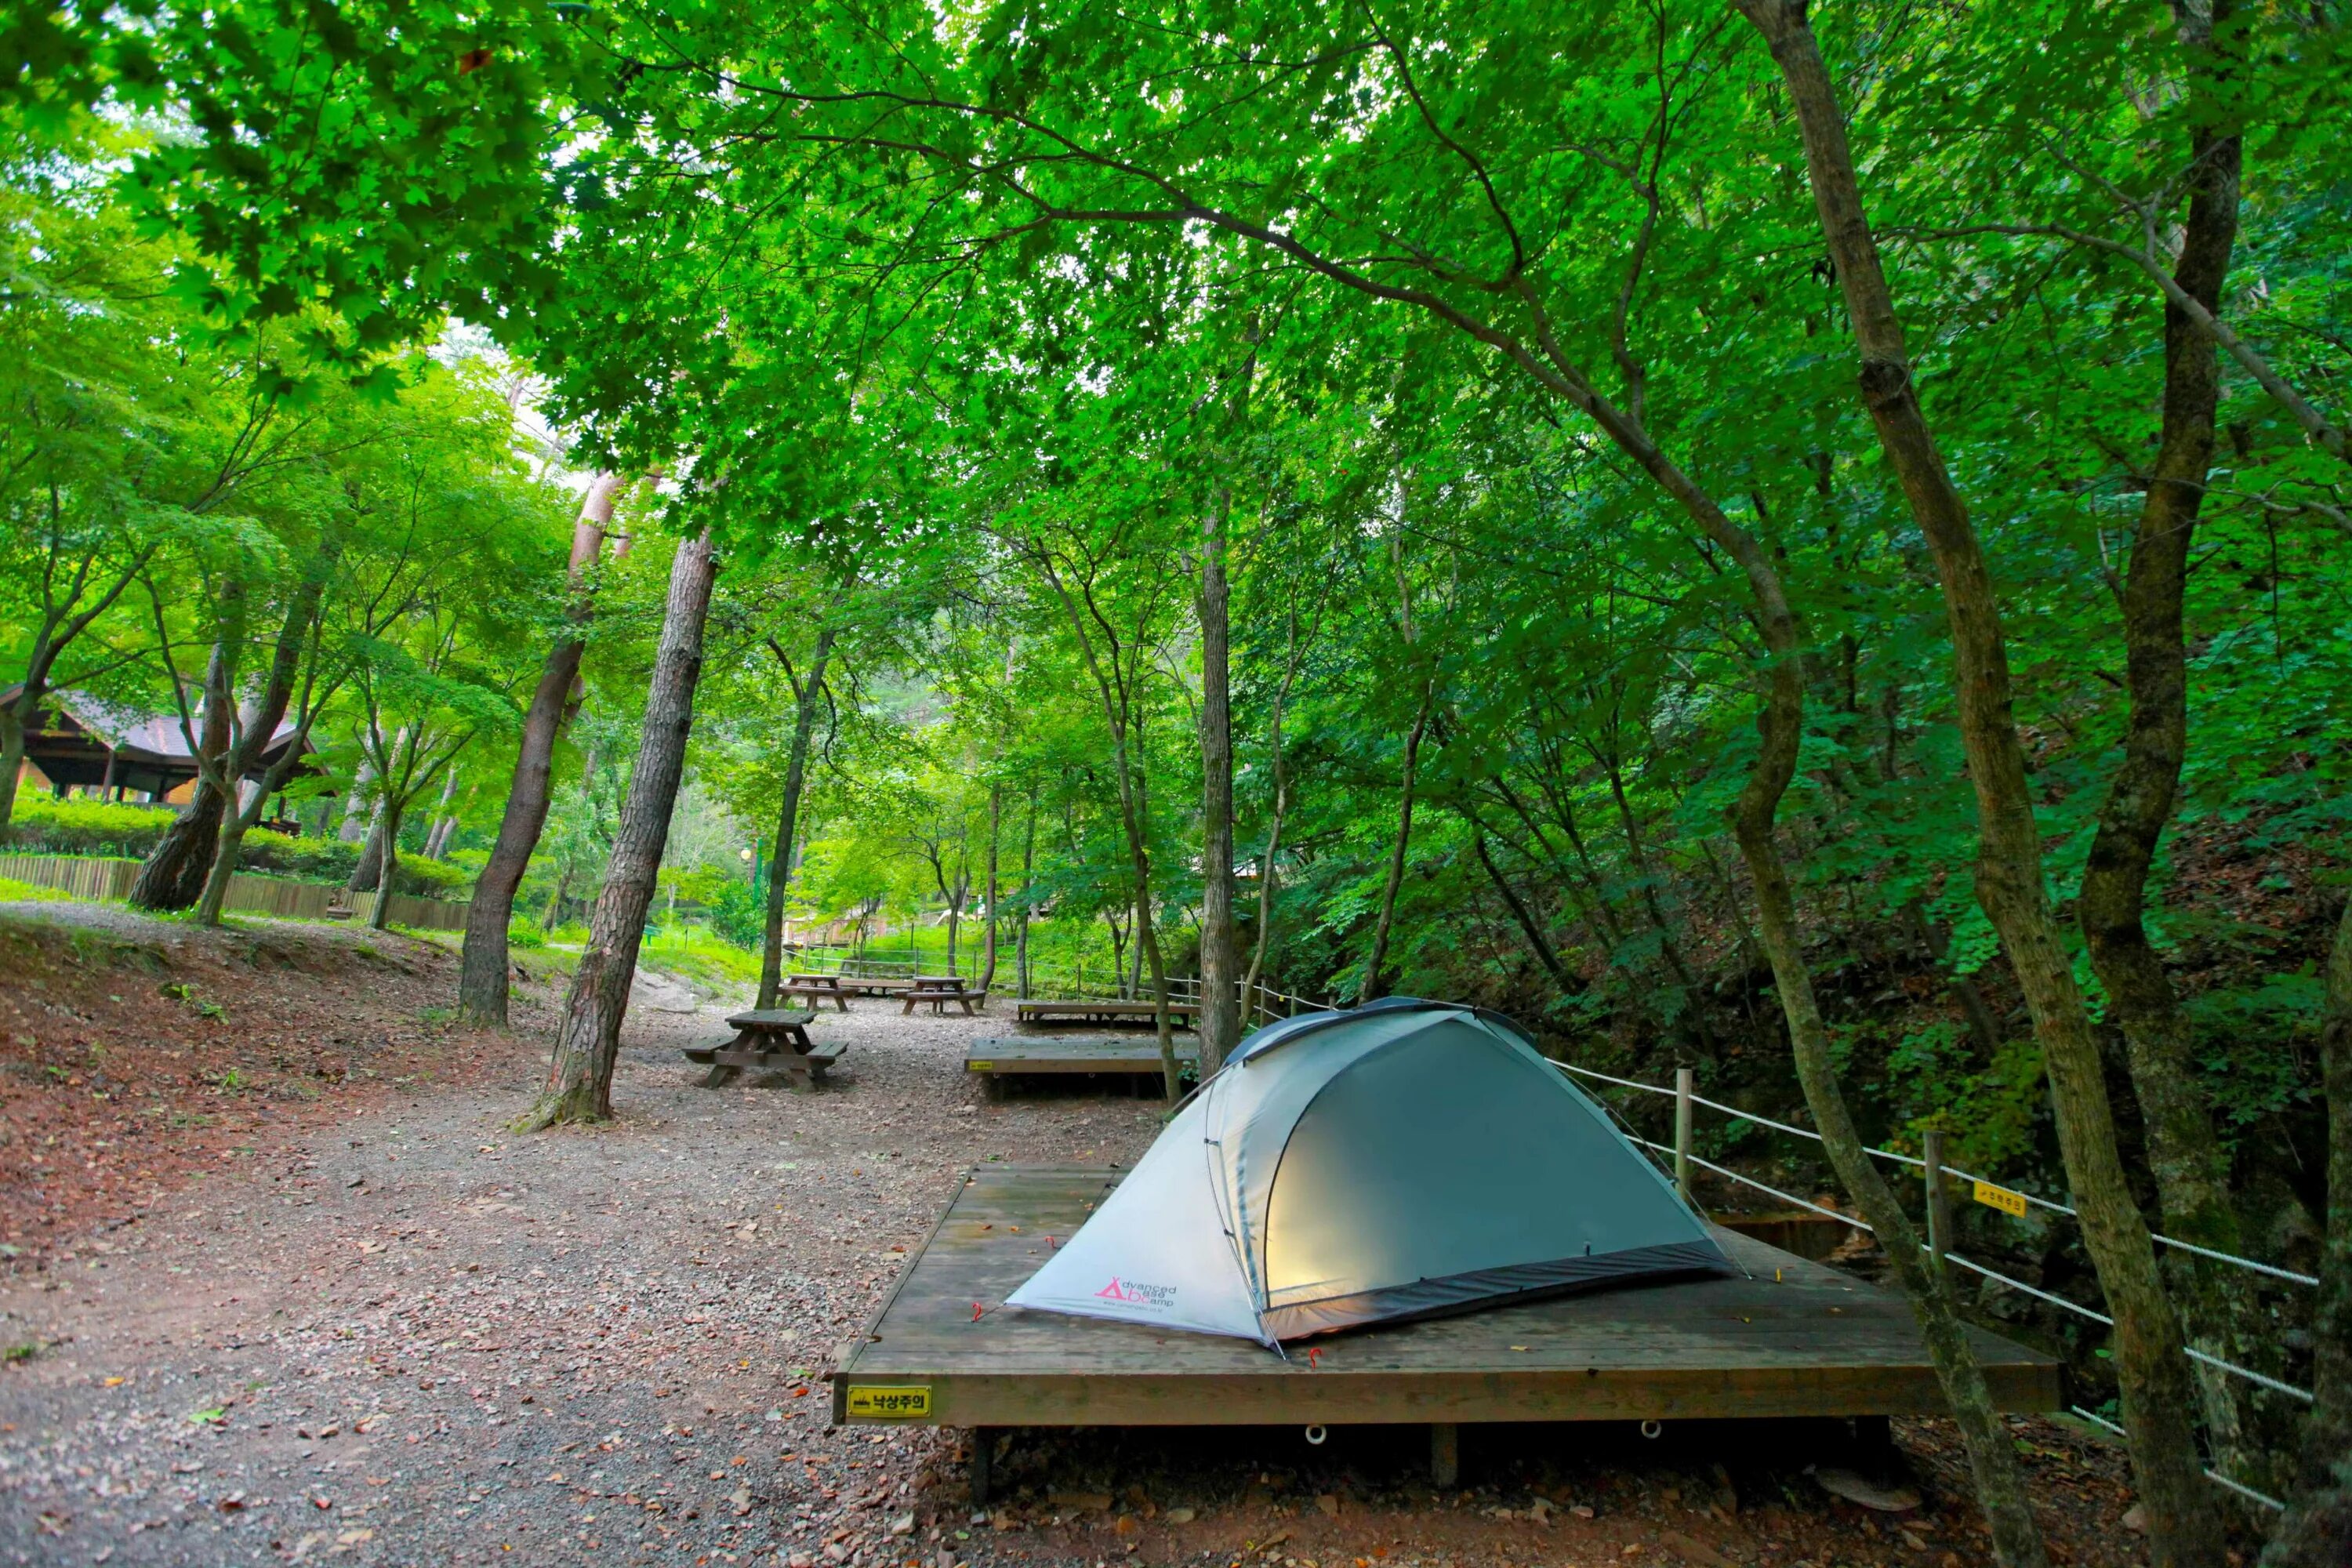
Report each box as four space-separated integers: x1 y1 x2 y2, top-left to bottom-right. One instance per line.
1561 1055 2315 1509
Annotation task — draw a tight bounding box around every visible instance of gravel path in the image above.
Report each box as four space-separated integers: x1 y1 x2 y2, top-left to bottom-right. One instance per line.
0 916 2155 1567
0 975 1175 1568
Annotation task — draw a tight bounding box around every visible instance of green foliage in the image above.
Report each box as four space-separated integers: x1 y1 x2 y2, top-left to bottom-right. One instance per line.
3 798 176 856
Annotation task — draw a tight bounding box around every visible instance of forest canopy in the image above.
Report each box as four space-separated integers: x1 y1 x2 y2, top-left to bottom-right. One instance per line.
5 0 2351 1560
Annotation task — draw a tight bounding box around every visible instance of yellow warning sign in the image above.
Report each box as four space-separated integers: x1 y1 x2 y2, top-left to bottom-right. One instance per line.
967 1061 994 1072
1973 1180 2030 1218
844 1385 931 1418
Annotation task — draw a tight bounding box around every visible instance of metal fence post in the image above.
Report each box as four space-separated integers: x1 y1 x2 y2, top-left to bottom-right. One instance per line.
1924 1128 1951 1277
1674 1067 1694 1205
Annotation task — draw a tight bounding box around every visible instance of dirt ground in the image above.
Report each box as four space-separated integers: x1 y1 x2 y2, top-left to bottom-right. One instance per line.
0 905 2176 1567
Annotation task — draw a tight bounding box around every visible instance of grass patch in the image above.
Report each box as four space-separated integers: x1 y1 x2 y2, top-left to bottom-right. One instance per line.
639 927 762 992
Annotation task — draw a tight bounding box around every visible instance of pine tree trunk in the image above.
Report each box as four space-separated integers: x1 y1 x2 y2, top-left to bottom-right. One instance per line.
1734 5 2216 1559
756 627 835 1008
517 532 717 1131
1197 483 1240 1071
458 474 621 1025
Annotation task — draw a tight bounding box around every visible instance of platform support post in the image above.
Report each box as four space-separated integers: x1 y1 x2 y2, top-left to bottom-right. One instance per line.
1429 1422 1460 1489
1923 1129 1951 1278
1673 1067 1694 1203
968 1428 996 1506
1849 1414 1896 1482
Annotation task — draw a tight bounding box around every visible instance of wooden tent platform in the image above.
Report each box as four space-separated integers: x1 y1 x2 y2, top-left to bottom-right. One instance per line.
964 1035 1198 1088
832 1167 2062 1450
1014 998 1200 1027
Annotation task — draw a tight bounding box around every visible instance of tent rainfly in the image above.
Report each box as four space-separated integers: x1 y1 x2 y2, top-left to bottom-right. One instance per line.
1008 997 1736 1345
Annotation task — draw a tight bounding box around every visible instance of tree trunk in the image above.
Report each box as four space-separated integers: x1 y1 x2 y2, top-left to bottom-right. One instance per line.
367 799 405 929
458 473 622 1025
2073 6 2258 1489
190 554 341 927
1903 903 2009 1061
336 764 374 842
1016 789 1036 996
1128 749 1178 1100
1728 639 2051 1568
1735 5 2216 1559
1105 905 1128 995
2266 895 2352 1563
980 786 1003 993
756 627 836 1009
1358 682 1432 1005
1197 483 1240 1073
423 765 462 858
1602 747 1716 1060
1472 829 1578 993
1124 895 1143 1000
0 704 28 832
347 808 387 892
129 630 239 911
517 531 717 1131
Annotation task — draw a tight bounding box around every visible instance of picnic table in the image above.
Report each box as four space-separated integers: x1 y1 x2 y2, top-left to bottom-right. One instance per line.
779 972 852 1011
1014 997 1200 1028
681 1007 841 1087
832 975 916 998
902 975 986 1016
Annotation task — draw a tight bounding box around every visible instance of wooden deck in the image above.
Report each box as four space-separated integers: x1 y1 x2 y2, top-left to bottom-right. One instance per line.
964 1036 1200 1076
964 1036 1196 1097
831 1166 2063 1434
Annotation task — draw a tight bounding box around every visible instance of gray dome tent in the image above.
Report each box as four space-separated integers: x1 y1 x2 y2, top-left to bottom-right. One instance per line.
1007 997 1734 1345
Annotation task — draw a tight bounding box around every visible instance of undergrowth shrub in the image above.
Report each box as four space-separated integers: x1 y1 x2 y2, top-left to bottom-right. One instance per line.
6 799 469 898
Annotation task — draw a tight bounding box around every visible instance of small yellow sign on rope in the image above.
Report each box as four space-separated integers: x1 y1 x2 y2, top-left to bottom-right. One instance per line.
845 1385 931 1418
1973 1180 2030 1218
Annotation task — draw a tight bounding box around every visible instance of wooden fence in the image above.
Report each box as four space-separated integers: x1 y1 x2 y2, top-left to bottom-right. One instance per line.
0 851 468 931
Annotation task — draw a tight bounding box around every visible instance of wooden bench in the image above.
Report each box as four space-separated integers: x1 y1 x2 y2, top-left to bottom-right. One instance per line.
902 976 986 1016
681 1007 840 1087
779 972 851 1011
1014 997 1200 1028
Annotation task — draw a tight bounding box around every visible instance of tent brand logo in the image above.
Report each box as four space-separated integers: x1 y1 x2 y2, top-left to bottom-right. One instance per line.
1095 1276 1177 1308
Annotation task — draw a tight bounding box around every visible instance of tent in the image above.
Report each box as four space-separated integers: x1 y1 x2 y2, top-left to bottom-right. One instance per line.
1007 997 1734 1345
